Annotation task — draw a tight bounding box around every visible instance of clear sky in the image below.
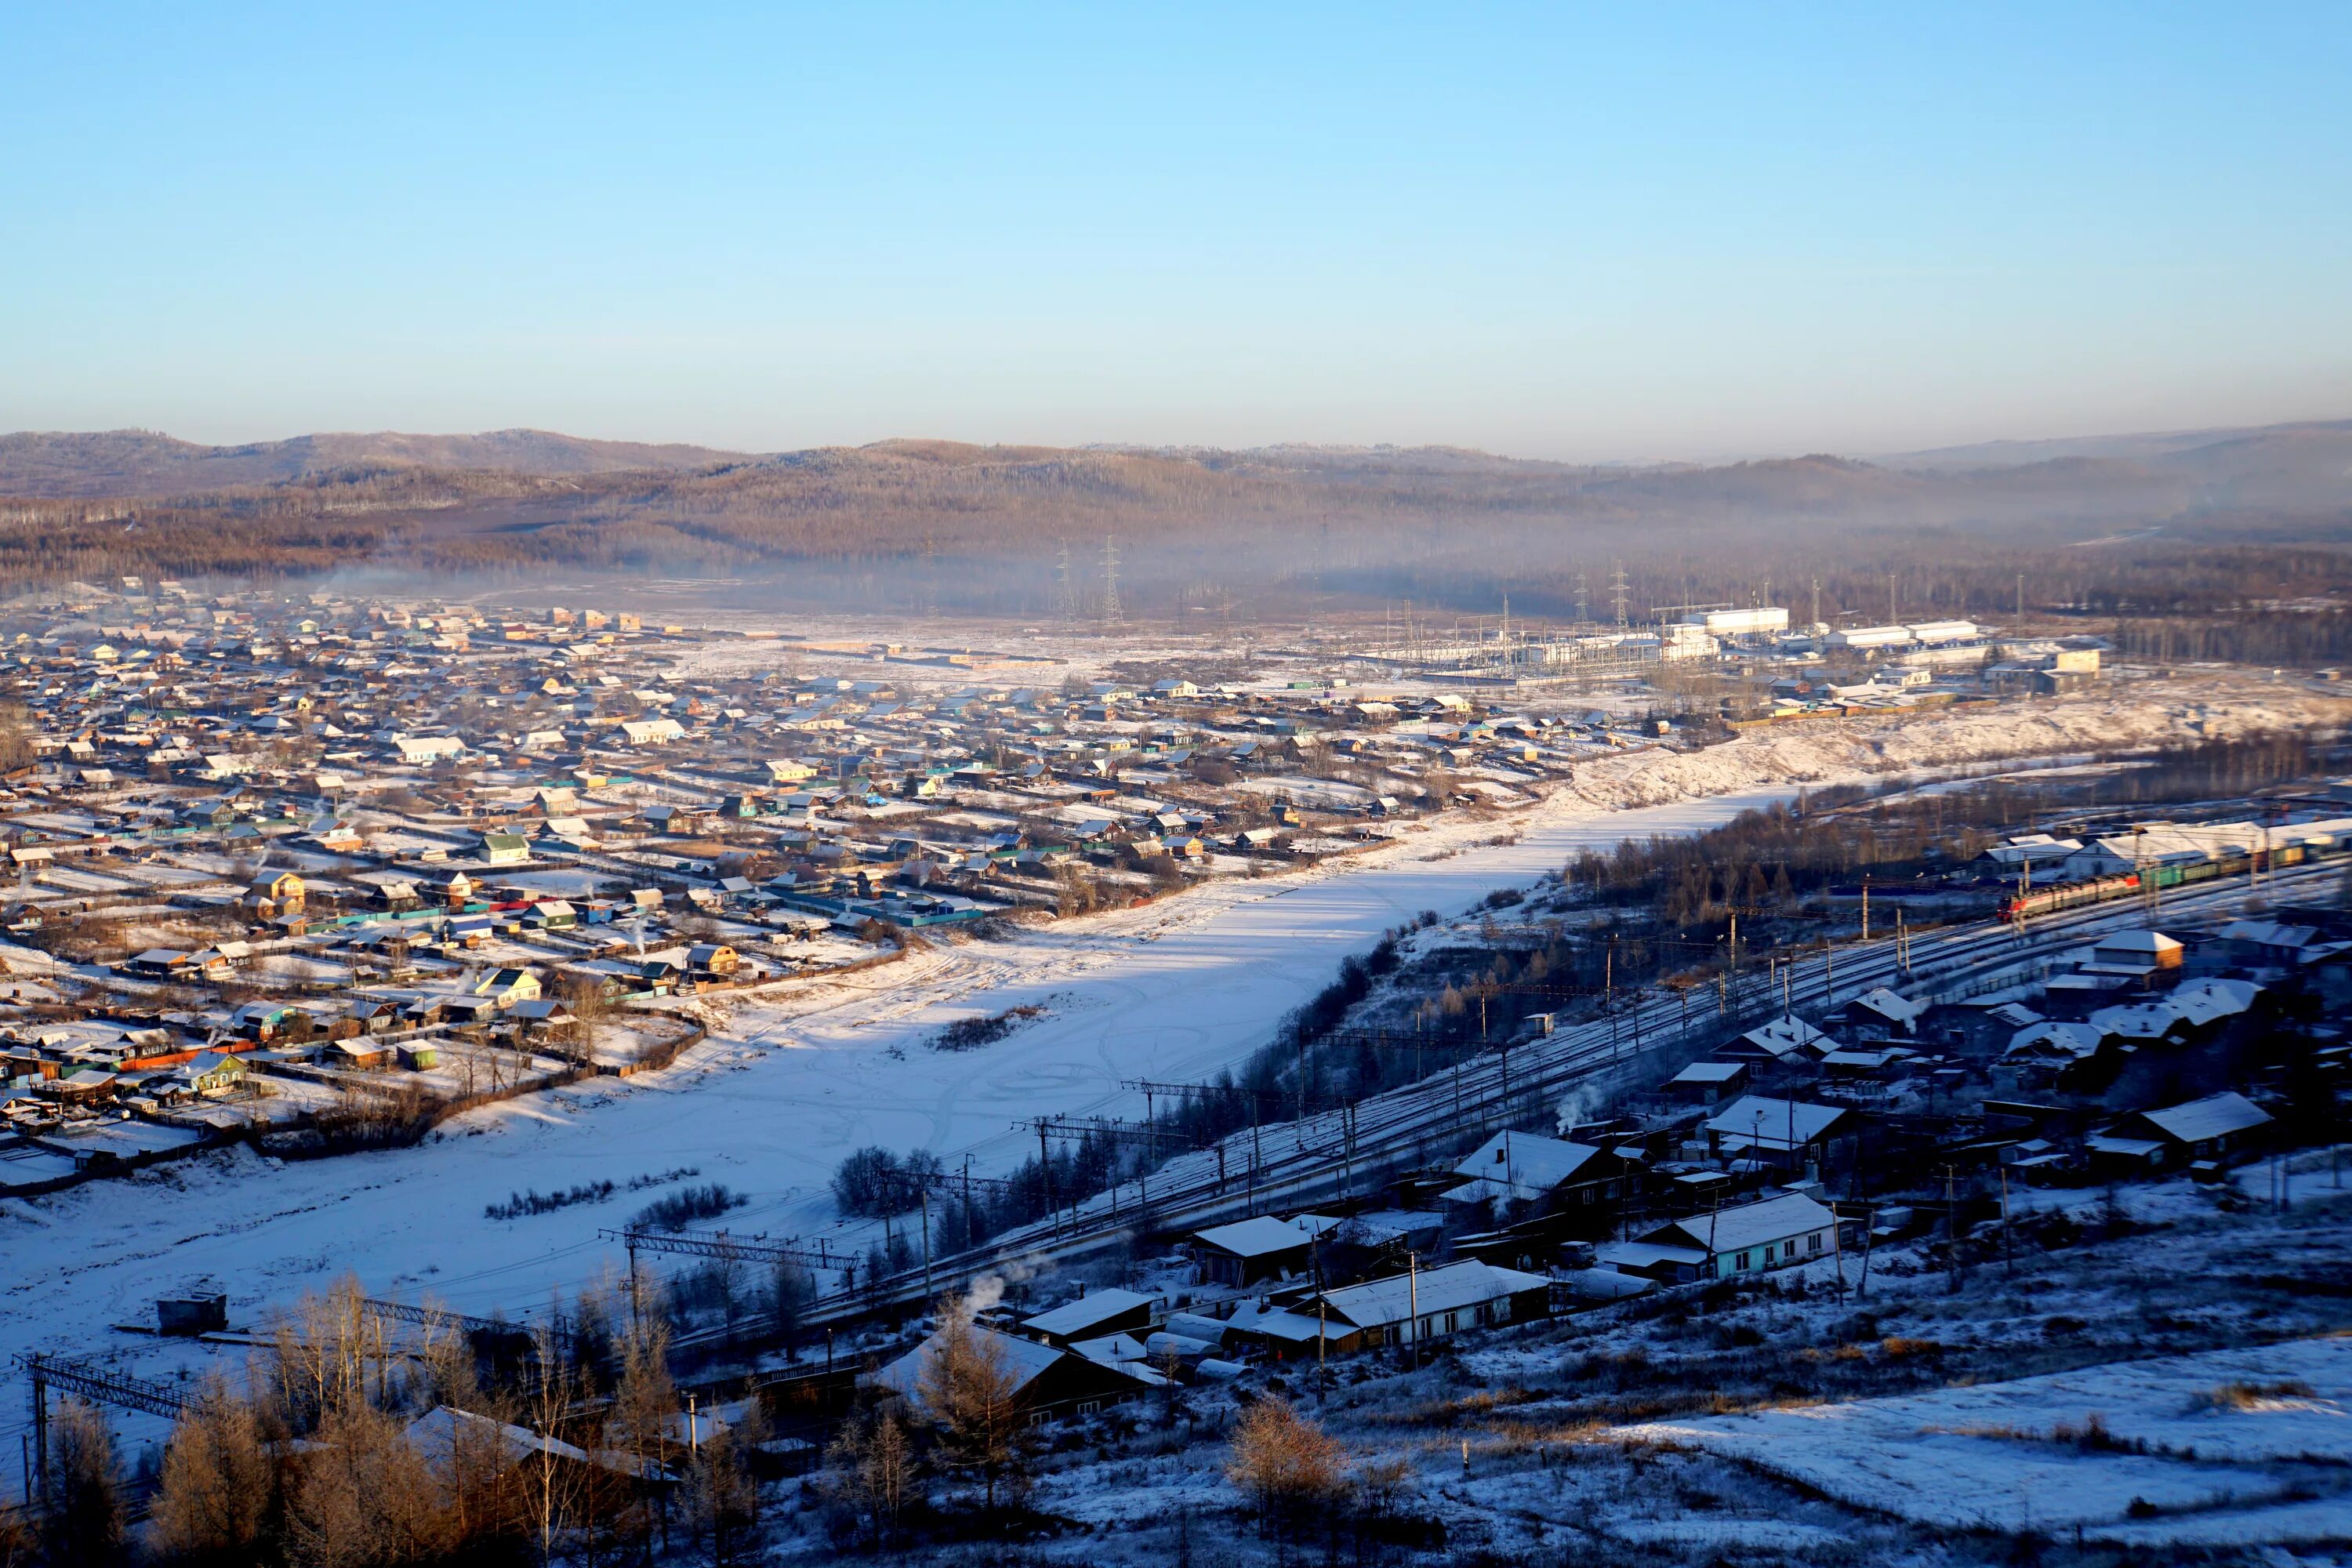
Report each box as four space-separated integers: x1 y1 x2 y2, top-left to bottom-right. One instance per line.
4 2 2348 459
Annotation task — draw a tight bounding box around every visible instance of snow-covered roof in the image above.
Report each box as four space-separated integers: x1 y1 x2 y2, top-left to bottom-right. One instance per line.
2136 1091 2271 1146
1650 1192 1837 1256
1021 1287 1156 1340
405 1406 588 1477
1317 1261 1551 1330
2086 1002 2183 1041
1595 1240 1708 1270
1189 1215 1315 1260
2092 930 2183 956
1728 1014 1830 1059
1671 1062 1748 1084
1702 1096 1846 1151
1446 1131 1606 1201
1846 988 1923 1026
869 1323 1065 1404
2219 919 2318 951
2005 1020 2106 1061
1221 1301 1327 1345
2166 977 2262 1027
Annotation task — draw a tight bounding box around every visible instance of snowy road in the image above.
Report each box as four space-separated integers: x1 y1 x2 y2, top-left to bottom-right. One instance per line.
0 783 1792 1377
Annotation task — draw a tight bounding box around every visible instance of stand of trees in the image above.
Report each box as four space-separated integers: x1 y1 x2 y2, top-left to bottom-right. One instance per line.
31 1276 764 1568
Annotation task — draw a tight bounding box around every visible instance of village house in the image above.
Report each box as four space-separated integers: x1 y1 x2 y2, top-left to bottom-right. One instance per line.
1630 1191 1841 1281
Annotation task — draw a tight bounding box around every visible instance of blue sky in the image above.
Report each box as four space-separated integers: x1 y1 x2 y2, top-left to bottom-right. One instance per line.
3 3 2347 458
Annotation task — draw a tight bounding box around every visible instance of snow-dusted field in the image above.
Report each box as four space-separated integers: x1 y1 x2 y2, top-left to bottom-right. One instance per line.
1613 1335 2352 1541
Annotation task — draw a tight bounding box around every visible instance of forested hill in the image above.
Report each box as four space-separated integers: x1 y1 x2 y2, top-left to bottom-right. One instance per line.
0 426 2344 642
0 428 746 497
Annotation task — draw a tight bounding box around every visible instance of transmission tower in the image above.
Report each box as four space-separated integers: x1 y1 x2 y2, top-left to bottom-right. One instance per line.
1101 535 1123 629
1573 571 1590 624
1609 561 1631 629
1054 539 1076 629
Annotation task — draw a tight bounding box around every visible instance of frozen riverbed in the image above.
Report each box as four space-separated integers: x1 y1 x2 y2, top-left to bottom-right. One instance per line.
0 783 1786 1377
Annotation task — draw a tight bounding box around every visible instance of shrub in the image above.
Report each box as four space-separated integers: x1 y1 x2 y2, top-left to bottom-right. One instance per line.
629 1182 745 1232
933 1005 1044 1052
485 1181 615 1221
831 1147 945 1218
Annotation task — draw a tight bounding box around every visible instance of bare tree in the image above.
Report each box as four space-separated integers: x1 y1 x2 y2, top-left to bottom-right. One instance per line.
820 1404 913 1549
284 1401 454 1567
35 1399 123 1568
521 1328 592 1566
679 1406 766 1566
605 1312 677 1558
149 1378 274 1566
265 1276 394 1434
914 1295 1035 1515
1226 1396 1346 1541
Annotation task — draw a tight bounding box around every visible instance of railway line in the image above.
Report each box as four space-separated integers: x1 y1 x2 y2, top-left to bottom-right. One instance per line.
659 856 2336 1348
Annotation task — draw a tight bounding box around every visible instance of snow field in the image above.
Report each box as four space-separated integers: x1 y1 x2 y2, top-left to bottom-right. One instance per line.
1613 1334 2352 1537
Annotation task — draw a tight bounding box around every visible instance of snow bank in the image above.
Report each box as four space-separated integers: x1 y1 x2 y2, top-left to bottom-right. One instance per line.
1570 677 2352 811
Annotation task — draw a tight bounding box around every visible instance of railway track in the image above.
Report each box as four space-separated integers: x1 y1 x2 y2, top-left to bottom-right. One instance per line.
659 859 2336 1347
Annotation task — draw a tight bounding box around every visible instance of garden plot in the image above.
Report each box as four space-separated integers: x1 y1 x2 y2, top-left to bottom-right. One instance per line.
1613 1334 2352 1537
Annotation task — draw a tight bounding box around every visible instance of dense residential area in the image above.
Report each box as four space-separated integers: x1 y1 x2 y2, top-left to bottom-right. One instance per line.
1 575 2346 1565
0 577 2151 1203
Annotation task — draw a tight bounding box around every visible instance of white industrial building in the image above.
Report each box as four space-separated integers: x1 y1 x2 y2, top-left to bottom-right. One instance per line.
1828 619 1982 652
1685 607 1789 637
1826 625 1915 650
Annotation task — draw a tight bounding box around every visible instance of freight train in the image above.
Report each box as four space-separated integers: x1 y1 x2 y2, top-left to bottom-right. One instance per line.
1995 838 2333 920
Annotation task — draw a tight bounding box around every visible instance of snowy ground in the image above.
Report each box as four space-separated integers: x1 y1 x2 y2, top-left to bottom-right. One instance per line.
0 782 1796 1379
1614 1335 2352 1539
2 673 2339 1464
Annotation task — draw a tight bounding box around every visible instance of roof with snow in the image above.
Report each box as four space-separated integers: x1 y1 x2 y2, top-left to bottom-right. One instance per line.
1189 1215 1316 1260
1702 1096 1847 1152
2092 930 2184 956
1446 1132 1607 1203
1316 1261 1552 1330
1021 1287 1157 1341
868 1323 1065 1406
1648 1192 1838 1256
1727 1014 1831 1059
2005 1020 2106 1061
405 1406 589 1478
2136 1091 2272 1146
1846 988 1924 1027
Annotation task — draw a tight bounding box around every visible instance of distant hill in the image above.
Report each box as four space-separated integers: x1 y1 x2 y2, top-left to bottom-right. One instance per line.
1875 418 2352 473
0 419 2341 615
0 427 749 497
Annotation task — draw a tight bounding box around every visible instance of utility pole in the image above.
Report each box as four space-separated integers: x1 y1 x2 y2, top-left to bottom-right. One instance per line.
1998 1165 2014 1276
1406 1253 1421 1368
